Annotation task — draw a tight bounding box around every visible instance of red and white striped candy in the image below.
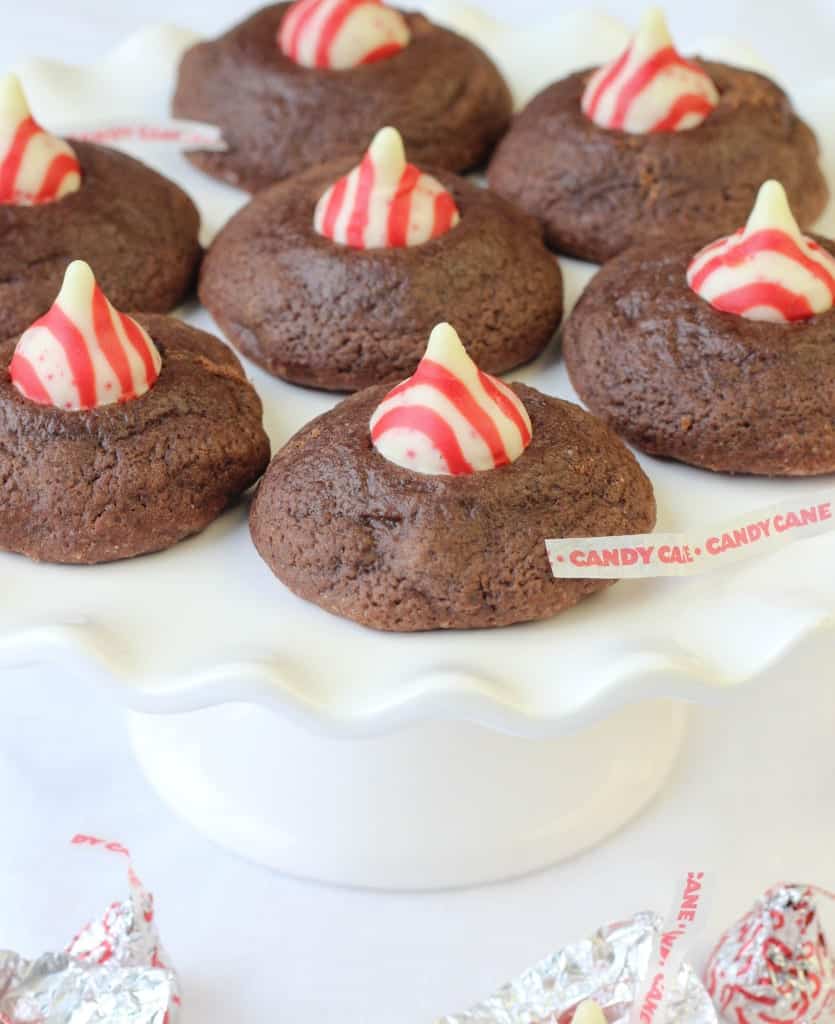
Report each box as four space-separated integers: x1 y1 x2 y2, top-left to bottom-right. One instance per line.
10 261 162 411
279 0 410 70
370 323 532 476
687 180 835 322
572 1003 607 1024
582 8 718 133
0 73 81 205
705 885 835 1024
314 126 460 249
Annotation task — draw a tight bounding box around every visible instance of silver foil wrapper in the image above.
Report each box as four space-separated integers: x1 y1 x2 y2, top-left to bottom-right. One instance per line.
706 884 835 1024
0 863 179 1024
440 911 718 1024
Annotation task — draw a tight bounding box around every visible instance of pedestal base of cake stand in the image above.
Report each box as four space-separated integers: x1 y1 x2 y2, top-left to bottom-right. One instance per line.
126 697 688 890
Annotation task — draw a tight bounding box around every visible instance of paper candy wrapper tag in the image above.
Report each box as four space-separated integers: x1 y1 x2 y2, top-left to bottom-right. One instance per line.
51 119 226 152
440 872 715 1024
630 872 712 1024
547 494 834 579
0 835 180 1024
706 883 835 1024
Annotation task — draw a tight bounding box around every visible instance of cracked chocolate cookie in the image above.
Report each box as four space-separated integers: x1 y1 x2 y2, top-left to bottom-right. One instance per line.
1 263 270 564
0 141 202 341
250 324 655 631
200 130 562 392
488 14 827 264
563 182 835 476
173 2 513 192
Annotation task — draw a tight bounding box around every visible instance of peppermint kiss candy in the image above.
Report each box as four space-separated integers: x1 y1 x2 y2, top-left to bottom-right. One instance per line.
314 126 460 248
279 0 410 70
706 884 835 1024
573 1001 607 1024
582 8 718 133
687 180 835 322
0 73 81 205
370 322 532 476
9 261 162 411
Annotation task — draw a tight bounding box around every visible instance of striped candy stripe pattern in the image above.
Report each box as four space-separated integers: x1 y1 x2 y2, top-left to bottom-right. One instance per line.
279 0 410 70
0 73 81 205
687 180 835 323
10 261 162 411
370 323 532 476
314 127 459 248
581 8 718 133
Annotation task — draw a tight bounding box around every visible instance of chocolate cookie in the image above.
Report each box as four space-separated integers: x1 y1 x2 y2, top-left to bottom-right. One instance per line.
0 317 270 564
488 62 828 263
0 142 201 341
563 238 835 475
250 383 656 631
173 4 513 192
200 163 562 391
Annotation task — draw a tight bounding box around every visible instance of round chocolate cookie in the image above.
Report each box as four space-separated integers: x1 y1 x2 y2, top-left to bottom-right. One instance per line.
0 143 201 341
173 4 513 192
250 383 655 631
200 163 563 391
0 317 270 564
488 62 828 264
563 238 835 476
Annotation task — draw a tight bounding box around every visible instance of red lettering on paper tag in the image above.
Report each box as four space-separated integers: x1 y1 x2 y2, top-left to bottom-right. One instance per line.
52 119 226 152
547 497 834 579
639 973 665 1024
71 834 131 857
631 871 712 1024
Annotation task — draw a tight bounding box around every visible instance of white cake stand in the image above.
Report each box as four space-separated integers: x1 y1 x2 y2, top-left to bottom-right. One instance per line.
125 699 689 890
4 8 835 889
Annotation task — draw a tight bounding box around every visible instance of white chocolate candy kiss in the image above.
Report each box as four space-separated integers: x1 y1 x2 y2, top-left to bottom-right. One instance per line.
573 1001 608 1024
314 126 460 249
582 8 718 133
0 72 81 205
9 261 162 411
687 180 835 322
279 0 410 70
370 323 532 476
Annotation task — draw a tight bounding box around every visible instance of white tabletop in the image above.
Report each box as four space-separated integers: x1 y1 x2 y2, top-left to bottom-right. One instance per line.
3 1 835 1021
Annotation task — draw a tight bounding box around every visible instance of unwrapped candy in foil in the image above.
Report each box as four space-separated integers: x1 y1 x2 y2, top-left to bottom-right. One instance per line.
440 911 717 1024
0 862 179 1024
706 884 835 1024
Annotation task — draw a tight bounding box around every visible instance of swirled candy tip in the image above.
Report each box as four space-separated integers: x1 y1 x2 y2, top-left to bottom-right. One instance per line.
370 322 532 476
573 999 608 1024
10 260 162 411
279 0 410 70
314 126 460 248
0 71 81 204
582 7 718 133
687 180 835 322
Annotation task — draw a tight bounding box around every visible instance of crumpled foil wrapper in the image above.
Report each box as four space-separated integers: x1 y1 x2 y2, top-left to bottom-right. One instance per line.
706 884 835 1024
439 910 718 1024
0 864 179 1024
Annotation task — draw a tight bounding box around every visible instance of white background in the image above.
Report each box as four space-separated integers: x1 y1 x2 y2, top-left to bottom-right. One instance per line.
3 1 835 1021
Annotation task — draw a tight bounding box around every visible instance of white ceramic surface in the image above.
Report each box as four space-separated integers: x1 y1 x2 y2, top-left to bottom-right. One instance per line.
127 698 689 889
5 0 835 999
1 9 835 741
